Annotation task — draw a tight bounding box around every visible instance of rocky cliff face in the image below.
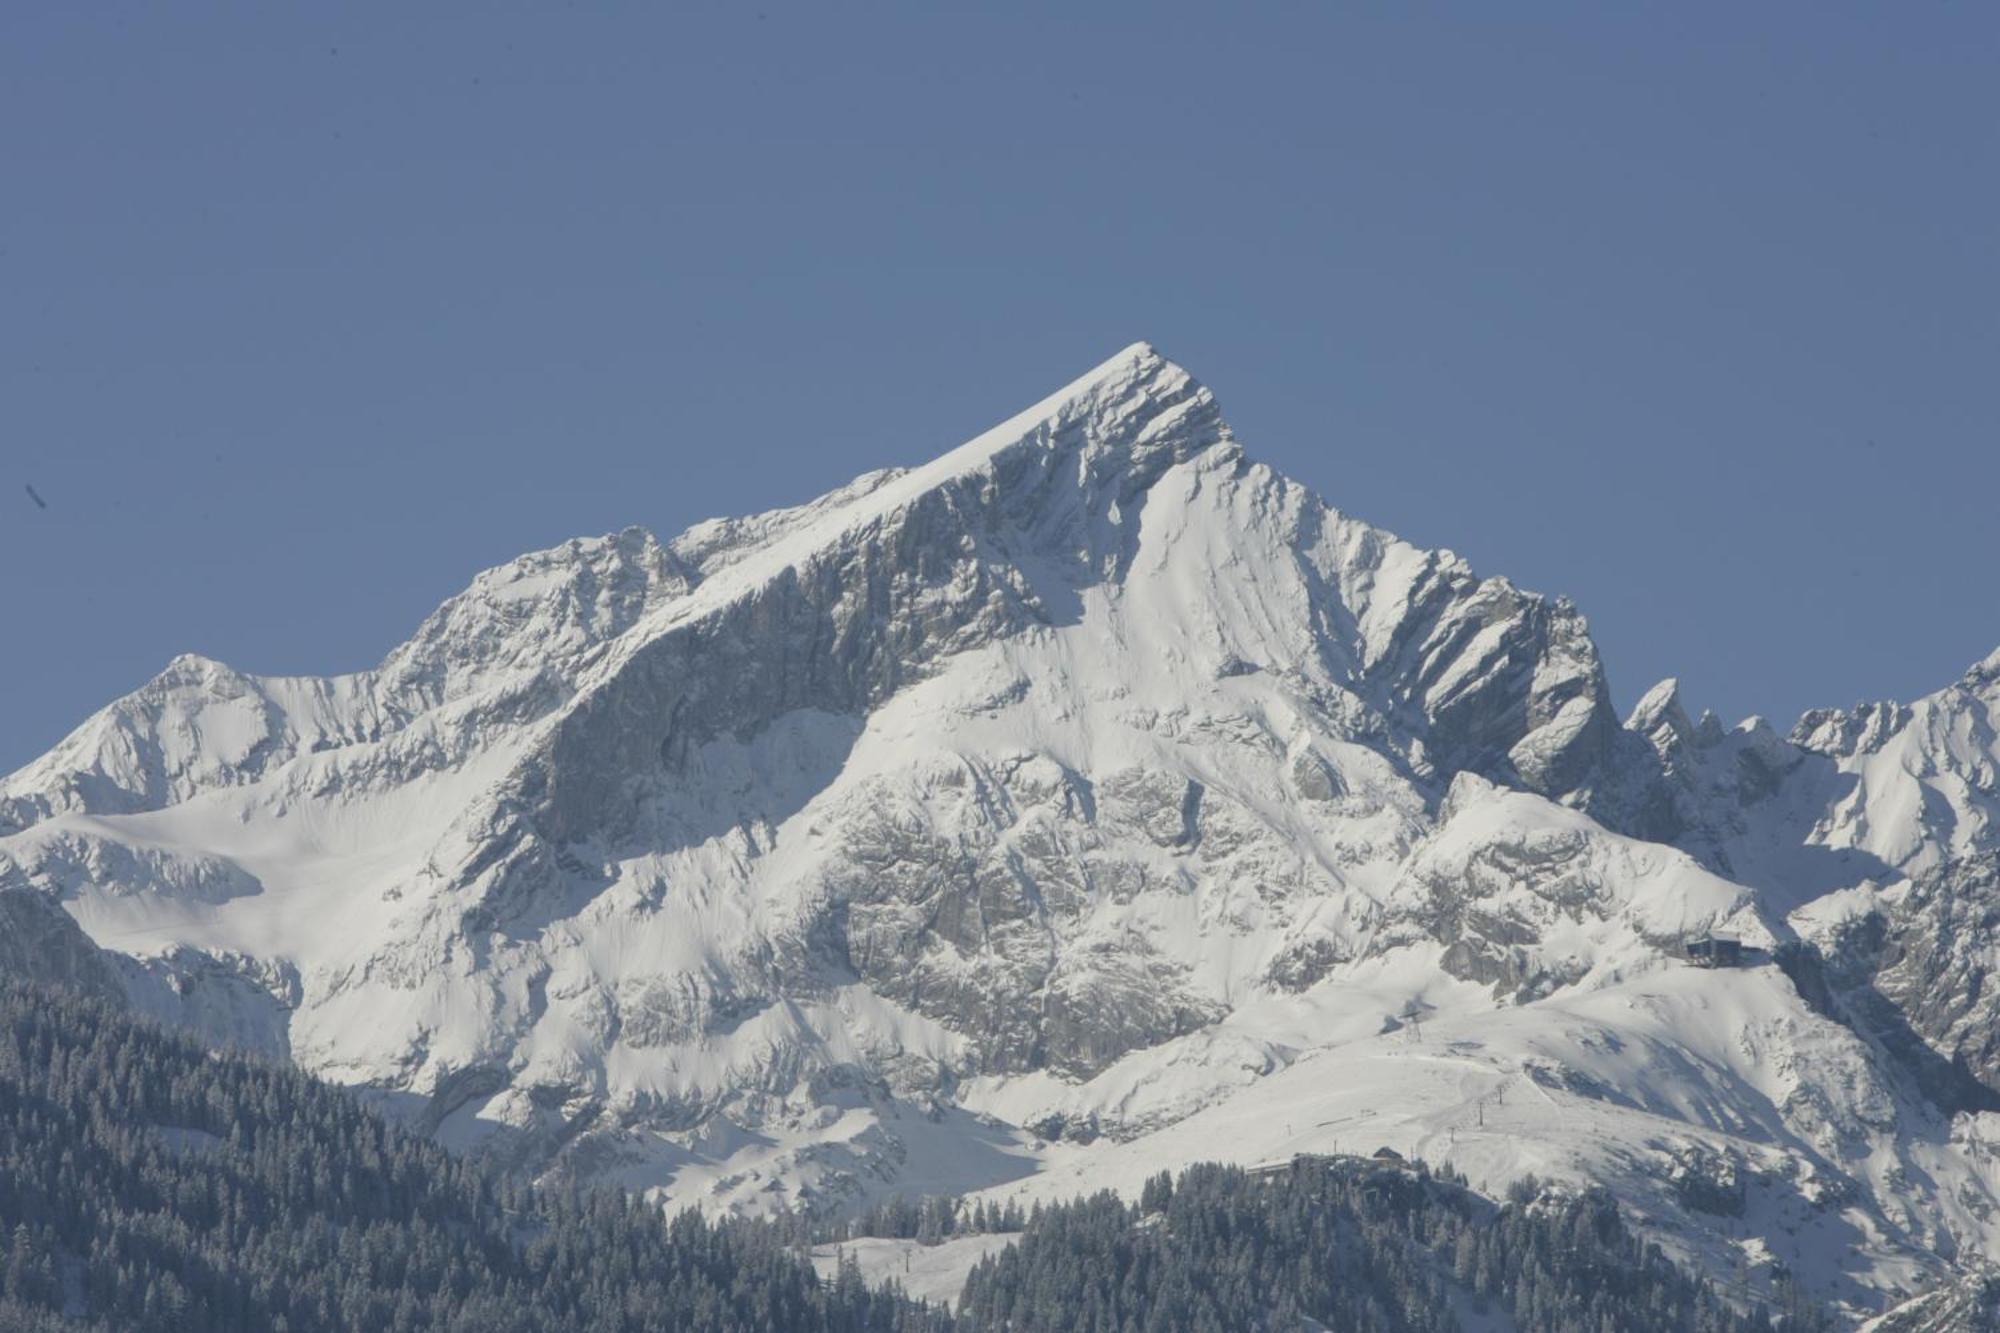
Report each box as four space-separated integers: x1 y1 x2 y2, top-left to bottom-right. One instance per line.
4 342 1998 1320
1614 652 2000 1115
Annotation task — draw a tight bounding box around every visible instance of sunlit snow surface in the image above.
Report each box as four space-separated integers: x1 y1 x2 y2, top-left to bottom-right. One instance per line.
6 343 2000 1322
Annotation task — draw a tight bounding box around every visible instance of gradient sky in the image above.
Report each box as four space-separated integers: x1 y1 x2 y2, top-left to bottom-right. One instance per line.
3 5 1995 772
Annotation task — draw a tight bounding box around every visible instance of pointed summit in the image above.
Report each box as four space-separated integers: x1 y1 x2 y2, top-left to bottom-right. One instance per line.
894 339 1230 508
1626 677 1695 754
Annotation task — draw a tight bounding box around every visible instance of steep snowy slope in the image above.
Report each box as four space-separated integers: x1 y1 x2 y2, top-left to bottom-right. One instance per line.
3 342 1997 1322
0 344 1614 1100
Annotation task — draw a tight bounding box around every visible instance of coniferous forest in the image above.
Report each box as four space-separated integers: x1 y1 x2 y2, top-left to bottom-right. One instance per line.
0 983 942 1333
955 1163 1812 1333
0 981 1821 1331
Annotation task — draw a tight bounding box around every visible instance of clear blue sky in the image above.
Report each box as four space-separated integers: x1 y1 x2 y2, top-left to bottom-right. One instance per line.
3 5 1995 772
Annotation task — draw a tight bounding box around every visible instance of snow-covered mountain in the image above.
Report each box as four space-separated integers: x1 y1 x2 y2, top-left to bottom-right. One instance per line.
5 343 1998 1321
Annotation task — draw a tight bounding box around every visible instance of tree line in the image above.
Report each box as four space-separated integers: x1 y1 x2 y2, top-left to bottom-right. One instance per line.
0 980 1826 1331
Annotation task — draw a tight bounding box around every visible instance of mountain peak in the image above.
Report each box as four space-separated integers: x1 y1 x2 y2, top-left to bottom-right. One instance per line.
1051 339 1167 392
1626 677 1691 737
916 339 1224 485
1966 643 2000 690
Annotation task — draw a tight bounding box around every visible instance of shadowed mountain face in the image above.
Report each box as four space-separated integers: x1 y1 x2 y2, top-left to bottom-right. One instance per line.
0 889 127 1005
3 343 1998 1321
